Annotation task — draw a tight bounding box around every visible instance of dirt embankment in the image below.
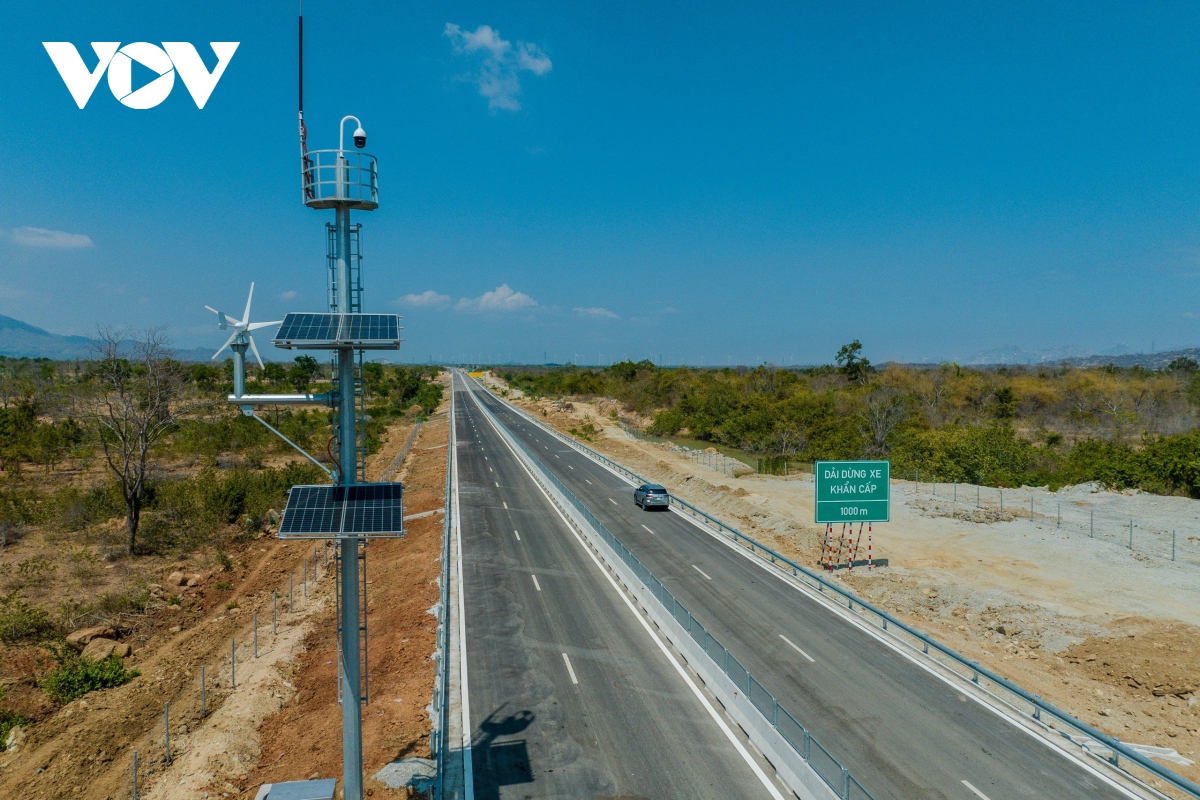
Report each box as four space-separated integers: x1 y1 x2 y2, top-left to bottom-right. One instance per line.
0 400 448 799
506 389 1200 781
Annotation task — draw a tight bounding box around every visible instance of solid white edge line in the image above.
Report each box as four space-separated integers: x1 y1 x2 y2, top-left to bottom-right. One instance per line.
692 564 712 580
452 380 475 800
484 388 1145 799
962 779 991 799
562 652 579 684
779 634 815 663
466 380 786 800
532 574 541 591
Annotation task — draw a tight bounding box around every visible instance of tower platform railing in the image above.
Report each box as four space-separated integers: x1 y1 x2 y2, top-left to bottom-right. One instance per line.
303 149 379 209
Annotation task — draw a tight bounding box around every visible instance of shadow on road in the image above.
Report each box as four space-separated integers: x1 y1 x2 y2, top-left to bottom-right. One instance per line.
472 706 535 800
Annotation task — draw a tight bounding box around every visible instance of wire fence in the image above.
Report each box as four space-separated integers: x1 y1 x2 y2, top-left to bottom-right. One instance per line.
380 418 424 483
476 385 874 800
907 474 1199 567
497 391 1200 800
619 422 745 476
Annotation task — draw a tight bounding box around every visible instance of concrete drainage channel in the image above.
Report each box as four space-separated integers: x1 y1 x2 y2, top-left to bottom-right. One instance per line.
465 378 861 800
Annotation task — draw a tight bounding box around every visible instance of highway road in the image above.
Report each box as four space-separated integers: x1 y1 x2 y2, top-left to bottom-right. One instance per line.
467 378 1139 800
451 373 781 800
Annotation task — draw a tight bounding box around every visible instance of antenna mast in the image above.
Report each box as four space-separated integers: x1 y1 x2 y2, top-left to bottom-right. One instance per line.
299 1 314 199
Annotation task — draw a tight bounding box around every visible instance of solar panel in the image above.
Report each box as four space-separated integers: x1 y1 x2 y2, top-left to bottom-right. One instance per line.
272 313 402 350
276 313 340 342
278 483 405 538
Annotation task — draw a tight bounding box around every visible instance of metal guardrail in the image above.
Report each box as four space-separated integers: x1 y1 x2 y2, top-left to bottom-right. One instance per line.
485 387 1200 800
468 380 873 800
433 394 453 793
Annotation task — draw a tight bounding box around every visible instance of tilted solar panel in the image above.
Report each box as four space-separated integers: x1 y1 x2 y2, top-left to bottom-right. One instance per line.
272 313 402 349
276 313 341 342
278 483 404 538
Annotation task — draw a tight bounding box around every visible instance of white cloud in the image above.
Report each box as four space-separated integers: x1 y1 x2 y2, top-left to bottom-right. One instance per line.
9 226 94 248
280 290 298 301
397 290 452 308
445 23 552 112
574 306 618 319
456 284 537 313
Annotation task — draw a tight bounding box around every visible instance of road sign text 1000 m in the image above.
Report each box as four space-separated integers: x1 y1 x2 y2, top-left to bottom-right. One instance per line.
814 461 890 523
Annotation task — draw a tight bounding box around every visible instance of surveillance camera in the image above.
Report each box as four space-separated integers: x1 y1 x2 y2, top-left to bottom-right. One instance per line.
353 127 367 148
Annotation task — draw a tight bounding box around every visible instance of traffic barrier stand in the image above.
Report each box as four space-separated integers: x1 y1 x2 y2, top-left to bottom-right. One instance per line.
834 523 848 571
867 523 873 570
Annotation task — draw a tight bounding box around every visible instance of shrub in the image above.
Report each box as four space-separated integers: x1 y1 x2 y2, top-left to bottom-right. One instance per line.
0 709 26 751
0 593 56 643
41 652 140 704
215 582 232 591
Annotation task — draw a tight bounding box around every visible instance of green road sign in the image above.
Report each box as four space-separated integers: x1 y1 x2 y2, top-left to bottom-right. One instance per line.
815 460 890 523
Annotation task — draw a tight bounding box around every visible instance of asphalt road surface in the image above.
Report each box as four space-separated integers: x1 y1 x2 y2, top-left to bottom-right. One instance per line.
451 374 779 800
468 378 1137 800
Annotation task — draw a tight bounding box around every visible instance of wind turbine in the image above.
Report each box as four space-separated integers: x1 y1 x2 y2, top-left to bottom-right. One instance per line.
205 282 281 397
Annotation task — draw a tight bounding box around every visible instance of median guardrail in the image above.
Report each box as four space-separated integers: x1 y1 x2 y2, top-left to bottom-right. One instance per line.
482 385 1200 800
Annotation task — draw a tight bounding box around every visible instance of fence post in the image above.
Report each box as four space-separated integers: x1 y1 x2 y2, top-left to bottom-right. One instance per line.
303 558 308 597
200 665 206 717
1129 519 1133 550
273 591 278 633
1090 510 1094 538
1057 503 1061 528
1030 496 1033 519
289 574 294 612
231 637 236 689
163 702 171 765
1000 490 1003 513
953 481 957 502
1172 530 1176 561
132 750 138 800
254 612 258 658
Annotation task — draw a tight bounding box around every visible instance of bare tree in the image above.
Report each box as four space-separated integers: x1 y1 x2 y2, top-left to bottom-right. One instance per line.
83 327 181 555
861 388 906 456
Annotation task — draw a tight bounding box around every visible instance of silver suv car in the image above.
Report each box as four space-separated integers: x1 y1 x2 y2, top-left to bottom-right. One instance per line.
634 483 669 510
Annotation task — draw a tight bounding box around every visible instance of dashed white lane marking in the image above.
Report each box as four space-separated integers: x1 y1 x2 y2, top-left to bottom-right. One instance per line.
466 380 786 800
494 481 499 488
779 634 816 663
562 652 579 684
642 525 654 535
692 565 712 580
554 454 560 459
608 498 618 506
514 530 520 541
489 467 493 472
532 575 541 591
568 465 574 470
585 479 592 485
961 780 991 800
502 502 508 509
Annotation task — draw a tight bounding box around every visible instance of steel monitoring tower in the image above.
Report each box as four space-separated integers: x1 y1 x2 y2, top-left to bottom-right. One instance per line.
210 117 403 800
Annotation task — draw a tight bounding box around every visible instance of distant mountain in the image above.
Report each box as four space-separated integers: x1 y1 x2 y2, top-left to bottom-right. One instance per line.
964 344 1094 365
0 315 95 359
0 315 220 363
1062 348 1200 370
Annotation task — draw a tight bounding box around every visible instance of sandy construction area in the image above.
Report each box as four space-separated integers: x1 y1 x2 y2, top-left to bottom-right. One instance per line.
502 386 1200 784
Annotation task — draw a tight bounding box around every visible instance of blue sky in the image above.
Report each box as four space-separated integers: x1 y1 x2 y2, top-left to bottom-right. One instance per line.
3 2 1200 365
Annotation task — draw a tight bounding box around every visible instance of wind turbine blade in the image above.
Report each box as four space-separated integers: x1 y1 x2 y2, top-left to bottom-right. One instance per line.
242 282 255 325
204 305 220 315
212 330 238 360
247 334 265 368
204 306 230 329
247 320 282 331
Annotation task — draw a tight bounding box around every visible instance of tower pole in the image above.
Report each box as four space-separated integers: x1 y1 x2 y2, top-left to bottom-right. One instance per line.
334 172 364 797
231 341 248 398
